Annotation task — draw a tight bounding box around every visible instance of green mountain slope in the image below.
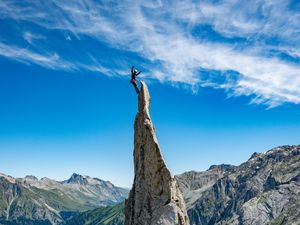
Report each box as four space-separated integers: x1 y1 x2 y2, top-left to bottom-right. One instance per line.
67 203 125 225
0 173 128 224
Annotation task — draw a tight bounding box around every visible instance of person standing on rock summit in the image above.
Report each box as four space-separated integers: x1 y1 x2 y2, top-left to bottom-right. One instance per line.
130 66 141 94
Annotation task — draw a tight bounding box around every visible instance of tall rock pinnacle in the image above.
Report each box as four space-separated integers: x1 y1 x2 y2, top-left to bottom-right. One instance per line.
125 82 190 225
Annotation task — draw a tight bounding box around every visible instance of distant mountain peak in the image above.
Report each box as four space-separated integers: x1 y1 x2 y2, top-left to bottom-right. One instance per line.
66 173 89 185
208 164 236 172
0 172 16 183
24 175 38 180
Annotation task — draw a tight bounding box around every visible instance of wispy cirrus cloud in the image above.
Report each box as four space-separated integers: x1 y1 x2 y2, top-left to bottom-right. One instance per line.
0 42 75 70
23 32 45 44
0 0 300 107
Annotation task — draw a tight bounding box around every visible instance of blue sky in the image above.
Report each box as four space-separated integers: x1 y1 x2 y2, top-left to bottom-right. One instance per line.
0 0 300 187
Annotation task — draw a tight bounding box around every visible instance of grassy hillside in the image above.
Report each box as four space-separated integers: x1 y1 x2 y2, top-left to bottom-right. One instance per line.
67 202 125 225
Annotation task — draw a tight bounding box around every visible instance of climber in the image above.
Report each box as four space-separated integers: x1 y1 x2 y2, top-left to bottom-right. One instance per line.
130 66 141 94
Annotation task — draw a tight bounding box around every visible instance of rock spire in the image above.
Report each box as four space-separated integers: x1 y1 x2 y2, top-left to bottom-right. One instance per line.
125 81 190 225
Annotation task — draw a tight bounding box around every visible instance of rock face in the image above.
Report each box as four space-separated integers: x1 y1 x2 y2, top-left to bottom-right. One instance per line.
125 82 190 225
175 165 235 209
176 145 300 225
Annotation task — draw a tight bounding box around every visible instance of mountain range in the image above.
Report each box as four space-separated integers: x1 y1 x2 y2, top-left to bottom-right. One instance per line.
0 173 128 224
175 145 300 225
70 145 300 225
0 145 299 224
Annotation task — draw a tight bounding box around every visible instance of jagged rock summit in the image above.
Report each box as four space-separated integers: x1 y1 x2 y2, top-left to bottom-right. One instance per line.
125 82 190 225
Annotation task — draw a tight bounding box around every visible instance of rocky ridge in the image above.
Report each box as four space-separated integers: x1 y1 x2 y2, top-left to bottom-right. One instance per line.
0 173 128 224
125 82 189 225
176 145 300 225
175 164 235 209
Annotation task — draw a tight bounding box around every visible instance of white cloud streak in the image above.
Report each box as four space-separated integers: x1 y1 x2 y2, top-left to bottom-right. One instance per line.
23 32 45 44
0 42 75 70
0 0 300 106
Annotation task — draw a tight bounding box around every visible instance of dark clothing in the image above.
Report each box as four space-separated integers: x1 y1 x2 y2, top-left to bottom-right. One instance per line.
130 79 140 94
130 66 141 94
